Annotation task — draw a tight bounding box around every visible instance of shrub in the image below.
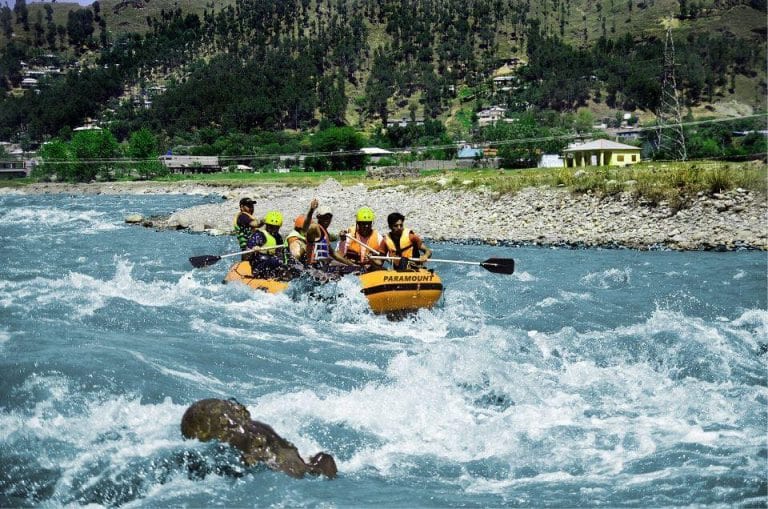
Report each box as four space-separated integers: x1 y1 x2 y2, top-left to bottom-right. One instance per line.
703 166 732 194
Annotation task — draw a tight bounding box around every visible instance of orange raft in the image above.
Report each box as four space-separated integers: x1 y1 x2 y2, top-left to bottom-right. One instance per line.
223 261 290 294
358 268 443 315
223 262 443 314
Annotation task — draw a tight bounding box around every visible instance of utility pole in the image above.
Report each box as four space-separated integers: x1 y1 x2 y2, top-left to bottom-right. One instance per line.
656 27 688 161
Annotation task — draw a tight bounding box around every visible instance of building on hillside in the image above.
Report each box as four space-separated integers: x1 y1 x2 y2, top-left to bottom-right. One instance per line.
562 139 641 168
361 147 395 163
477 106 507 127
0 161 27 179
613 128 644 141
21 78 38 89
393 116 425 127
0 143 28 179
73 124 102 131
158 155 220 173
493 76 516 89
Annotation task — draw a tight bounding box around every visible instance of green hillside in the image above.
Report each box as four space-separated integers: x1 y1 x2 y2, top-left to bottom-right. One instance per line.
21 0 766 49
0 0 765 147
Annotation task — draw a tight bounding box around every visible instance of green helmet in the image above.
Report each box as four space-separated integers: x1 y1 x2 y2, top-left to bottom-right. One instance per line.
264 210 283 227
356 207 374 222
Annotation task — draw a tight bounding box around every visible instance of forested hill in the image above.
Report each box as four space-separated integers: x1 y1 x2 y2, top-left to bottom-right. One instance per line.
0 0 765 144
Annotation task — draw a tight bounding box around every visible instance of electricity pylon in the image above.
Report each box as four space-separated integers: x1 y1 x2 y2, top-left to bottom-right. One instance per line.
656 27 687 161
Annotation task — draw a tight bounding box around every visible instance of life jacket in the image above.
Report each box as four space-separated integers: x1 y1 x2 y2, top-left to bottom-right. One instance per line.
345 226 383 264
233 211 257 250
308 225 331 264
286 229 307 263
248 227 286 258
384 230 419 260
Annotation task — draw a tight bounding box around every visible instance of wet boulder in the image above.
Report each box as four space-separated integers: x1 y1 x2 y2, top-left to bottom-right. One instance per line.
180 398 337 479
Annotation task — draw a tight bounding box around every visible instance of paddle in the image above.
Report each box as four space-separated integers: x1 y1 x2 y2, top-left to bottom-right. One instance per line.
370 256 515 275
189 244 288 268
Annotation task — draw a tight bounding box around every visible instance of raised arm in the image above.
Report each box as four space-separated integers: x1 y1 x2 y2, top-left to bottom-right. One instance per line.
300 198 318 237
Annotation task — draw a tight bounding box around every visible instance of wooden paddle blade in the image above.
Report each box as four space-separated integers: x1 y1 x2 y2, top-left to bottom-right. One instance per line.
480 258 515 274
189 255 222 268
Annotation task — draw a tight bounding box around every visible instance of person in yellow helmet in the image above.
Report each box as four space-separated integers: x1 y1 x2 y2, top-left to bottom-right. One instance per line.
338 206 384 271
247 210 288 278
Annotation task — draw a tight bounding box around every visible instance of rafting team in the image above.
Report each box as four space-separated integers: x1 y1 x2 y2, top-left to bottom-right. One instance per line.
234 197 432 280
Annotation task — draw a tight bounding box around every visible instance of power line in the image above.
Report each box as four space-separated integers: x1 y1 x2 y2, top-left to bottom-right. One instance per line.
12 113 766 165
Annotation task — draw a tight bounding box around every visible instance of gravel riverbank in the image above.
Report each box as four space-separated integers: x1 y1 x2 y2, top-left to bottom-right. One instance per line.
7 178 768 250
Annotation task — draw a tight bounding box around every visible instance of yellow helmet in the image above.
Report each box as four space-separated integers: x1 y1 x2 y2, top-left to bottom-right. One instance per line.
356 207 374 222
264 210 283 227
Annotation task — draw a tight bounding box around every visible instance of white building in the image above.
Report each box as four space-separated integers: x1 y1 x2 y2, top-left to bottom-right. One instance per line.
477 106 507 127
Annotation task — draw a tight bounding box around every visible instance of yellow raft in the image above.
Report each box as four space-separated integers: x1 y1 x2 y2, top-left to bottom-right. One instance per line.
358 268 443 315
223 262 443 314
223 261 290 294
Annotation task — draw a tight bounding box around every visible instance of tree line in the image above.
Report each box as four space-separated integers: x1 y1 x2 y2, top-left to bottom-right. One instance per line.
0 0 765 177
516 21 762 113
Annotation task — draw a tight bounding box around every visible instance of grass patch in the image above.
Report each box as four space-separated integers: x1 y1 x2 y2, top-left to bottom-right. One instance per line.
0 177 36 188
153 170 368 187
416 160 767 209
5 161 765 212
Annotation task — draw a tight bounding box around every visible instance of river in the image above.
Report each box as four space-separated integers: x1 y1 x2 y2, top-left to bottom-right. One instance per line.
0 193 765 507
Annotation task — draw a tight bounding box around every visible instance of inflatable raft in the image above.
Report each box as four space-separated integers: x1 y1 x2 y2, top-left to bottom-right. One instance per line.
224 262 443 314
358 268 443 315
223 261 290 294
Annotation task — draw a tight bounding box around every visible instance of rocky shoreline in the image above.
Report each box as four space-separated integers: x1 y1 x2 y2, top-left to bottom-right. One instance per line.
7 178 768 251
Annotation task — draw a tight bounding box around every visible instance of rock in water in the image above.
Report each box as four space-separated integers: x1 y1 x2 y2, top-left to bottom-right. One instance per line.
180 398 337 479
124 213 143 223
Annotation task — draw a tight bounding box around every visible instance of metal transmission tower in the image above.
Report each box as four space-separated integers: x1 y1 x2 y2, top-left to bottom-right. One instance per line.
656 27 688 160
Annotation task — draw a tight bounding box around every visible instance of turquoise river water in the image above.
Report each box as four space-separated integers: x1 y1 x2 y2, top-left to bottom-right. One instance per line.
0 193 766 507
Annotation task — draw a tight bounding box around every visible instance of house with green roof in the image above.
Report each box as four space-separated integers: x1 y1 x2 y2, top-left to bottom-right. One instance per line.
563 139 641 168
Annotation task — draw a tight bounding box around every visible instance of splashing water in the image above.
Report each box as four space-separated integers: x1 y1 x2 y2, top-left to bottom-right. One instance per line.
0 193 765 507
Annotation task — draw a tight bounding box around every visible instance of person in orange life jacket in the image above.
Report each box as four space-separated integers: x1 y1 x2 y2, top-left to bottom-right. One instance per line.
287 198 318 264
338 206 384 271
378 212 432 270
234 197 263 261
304 204 356 270
247 210 287 279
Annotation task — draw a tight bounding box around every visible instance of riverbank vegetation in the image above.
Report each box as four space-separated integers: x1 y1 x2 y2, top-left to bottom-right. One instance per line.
1 0 765 149
6 160 765 214
418 160 767 210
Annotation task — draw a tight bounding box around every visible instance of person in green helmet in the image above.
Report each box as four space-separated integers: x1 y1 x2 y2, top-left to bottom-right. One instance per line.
247 210 287 278
338 206 384 271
